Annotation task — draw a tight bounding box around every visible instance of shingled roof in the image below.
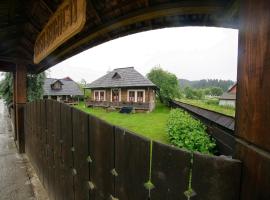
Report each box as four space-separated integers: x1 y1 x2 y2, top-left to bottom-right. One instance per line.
85 67 156 89
219 93 236 100
43 78 83 96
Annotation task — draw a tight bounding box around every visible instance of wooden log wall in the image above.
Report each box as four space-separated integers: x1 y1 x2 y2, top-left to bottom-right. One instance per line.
24 100 241 200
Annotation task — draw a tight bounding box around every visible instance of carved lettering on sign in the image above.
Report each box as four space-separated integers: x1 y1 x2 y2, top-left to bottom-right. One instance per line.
34 0 86 64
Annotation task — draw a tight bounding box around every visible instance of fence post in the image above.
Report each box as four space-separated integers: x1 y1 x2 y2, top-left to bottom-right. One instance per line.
235 0 270 199
14 64 27 153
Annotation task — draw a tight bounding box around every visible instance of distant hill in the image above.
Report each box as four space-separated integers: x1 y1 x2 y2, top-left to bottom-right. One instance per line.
179 79 235 92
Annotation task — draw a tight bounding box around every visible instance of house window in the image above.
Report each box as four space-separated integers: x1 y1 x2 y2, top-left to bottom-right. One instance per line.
129 91 135 102
94 90 106 101
137 91 144 103
51 80 63 90
94 91 99 101
127 90 145 103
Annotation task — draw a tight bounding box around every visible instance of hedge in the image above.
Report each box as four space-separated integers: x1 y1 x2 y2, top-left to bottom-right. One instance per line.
166 108 216 154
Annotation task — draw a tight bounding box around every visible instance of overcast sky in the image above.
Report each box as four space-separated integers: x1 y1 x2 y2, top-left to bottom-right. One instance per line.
45 27 238 83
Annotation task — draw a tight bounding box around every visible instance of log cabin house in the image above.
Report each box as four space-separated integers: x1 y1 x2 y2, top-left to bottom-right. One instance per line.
43 77 83 105
85 67 157 112
219 83 237 108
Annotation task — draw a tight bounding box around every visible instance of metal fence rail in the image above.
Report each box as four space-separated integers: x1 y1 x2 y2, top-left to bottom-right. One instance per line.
24 100 241 200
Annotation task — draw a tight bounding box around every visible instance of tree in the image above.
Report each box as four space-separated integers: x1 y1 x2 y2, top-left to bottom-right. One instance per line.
203 88 211 95
27 73 46 101
0 72 45 105
147 67 181 104
184 87 204 100
179 78 235 91
80 79 87 86
210 87 223 96
78 79 91 99
184 87 195 99
0 73 13 105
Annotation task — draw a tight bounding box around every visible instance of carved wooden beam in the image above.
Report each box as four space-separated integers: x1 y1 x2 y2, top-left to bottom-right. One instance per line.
40 0 53 15
45 2 225 63
36 1 234 72
0 61 15 72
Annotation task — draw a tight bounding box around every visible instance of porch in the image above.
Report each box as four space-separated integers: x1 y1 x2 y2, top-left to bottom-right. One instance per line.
85 100 151 110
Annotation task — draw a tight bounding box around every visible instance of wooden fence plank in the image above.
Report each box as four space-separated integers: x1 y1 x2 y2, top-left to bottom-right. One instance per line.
52 101 62 200
115 128 150 200
42 101 49 193
28 102 34 165
46 100 56 200
235 141 270 200
72 109 89 200
151 142 191 200
40 100 47 187
24 103 29 157
32 101 38 173
89 116 114 199
191 152 241 200
60 103 74 200
36 100 43 183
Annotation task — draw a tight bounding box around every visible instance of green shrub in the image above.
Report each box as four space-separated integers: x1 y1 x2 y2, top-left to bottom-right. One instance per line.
205 99 219 105
166 109 216 154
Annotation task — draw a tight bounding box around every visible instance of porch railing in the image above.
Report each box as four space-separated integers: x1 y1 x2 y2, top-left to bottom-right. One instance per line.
86 100 150 109
24 100 241 200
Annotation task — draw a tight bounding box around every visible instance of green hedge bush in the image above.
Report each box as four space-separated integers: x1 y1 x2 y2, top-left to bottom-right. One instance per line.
166 109 216 154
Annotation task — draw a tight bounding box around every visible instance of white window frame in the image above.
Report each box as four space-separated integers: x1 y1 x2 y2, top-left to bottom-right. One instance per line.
110 88 121 102
93 90 106 101
127 89 145 103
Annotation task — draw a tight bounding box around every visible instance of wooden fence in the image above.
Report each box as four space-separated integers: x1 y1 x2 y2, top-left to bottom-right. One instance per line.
24 100 241 200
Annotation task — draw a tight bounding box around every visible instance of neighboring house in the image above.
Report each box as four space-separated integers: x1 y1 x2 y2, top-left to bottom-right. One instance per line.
219 83 237 107
43 77 83 104
85 67 157 112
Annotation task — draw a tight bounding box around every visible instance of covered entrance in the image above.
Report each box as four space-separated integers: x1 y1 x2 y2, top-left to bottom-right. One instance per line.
0 0 270 199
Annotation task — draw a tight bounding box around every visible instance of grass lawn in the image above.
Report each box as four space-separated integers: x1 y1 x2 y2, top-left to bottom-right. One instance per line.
178 98 235 117
74 102 171 143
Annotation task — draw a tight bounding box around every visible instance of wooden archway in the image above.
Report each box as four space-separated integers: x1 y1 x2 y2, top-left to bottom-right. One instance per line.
0 0 269 199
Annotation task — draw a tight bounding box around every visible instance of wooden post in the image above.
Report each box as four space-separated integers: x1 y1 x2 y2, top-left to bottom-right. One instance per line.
15 64 27 153
235 0 270 199
12 72 17 140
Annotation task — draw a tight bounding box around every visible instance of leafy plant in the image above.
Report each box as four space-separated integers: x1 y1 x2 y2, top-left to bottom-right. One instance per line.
27 73 46 102
209 87 223 96
0 73 13 105
0 72 45 105
166 108 216 154
184 87 204 100
205 99 219 105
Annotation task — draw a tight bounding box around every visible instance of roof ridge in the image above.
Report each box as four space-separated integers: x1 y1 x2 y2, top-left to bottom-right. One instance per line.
46 77 73 81
85 67 156 89
113 66 134 70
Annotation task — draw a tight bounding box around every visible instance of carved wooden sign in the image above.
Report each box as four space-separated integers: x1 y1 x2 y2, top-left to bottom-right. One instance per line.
34 0 86 64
